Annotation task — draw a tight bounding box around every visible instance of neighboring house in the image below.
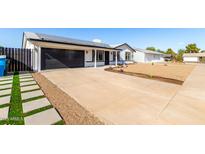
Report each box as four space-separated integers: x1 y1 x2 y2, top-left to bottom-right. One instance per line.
163 54 172 61
115 43 136 64
115 43 164 63
183 53 205 63
22 32 120 71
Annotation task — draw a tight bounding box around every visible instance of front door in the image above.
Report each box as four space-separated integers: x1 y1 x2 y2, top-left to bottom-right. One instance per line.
105 51 109 65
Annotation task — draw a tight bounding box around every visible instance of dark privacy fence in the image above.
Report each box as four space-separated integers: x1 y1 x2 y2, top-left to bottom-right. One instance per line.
0 47 34 73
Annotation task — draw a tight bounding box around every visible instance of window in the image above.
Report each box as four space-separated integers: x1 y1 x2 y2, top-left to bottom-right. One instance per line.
92 50 105 62
92 50 95 61
125 52 131 61
97 50 104 61
113 51 120 61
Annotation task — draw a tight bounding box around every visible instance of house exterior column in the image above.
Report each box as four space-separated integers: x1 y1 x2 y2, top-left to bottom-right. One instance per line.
37 46 41 72
94 49 97 68
115 51 118 66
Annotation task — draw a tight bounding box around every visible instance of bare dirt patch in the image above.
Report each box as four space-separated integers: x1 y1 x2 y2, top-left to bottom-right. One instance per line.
105 63 195 85
32 73 104 125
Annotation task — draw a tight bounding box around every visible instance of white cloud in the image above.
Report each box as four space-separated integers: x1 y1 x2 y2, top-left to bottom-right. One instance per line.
92 39 102 43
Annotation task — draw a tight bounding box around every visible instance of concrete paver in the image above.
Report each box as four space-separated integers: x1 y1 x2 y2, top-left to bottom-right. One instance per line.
0 89 11 96
23 98 50 113
24 108 62 125
21 90 44 100
20 78 34 82
0 96 10 105
19 74 31 77
0 80 12 85
0 84 12 90
19 75 32 78
21 85 39 92
0 107 9 120
0 76 13 81
20 81 36 86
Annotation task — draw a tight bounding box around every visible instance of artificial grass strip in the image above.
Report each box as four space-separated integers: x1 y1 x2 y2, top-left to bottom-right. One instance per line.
0 87 12 91
0 119 8 125
8 72 24 125
22 95 45 103
0 94 11 98
0 103 10 109
23 105 53 117
52 120 65 125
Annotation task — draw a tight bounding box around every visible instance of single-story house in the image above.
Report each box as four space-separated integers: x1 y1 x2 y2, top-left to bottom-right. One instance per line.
114 43 136 64
22 32 120 71
183 53 205 63
115 43 164 63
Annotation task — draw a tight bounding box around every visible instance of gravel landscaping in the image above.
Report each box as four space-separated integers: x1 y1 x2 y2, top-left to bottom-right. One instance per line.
106 63 195 84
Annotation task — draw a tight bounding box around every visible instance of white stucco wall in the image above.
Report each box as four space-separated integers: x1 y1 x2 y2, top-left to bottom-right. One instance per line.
144 54 164 63
133 50 145 62
25 40 35 49
24 40 40 71
183 57 199 62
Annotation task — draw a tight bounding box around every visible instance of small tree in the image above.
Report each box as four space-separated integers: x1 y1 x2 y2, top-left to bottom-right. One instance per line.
185 43 200 53
156 49 165 54
146 47 156 51
166 48 177 61
176 49 185 62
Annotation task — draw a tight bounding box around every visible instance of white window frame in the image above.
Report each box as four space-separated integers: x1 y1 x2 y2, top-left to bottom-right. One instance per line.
125 52 131 61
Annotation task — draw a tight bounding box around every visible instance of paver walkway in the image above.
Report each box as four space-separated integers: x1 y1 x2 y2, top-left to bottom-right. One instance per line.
0 73 64 125
0 75 12 123
20 73 63 125
21 90 44 100
0 84 12 90
24 108 62 125
0 107 9 121
0 96 11 105
23 98 50 113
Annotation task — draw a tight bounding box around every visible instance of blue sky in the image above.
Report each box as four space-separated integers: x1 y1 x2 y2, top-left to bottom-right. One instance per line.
0 28 204 52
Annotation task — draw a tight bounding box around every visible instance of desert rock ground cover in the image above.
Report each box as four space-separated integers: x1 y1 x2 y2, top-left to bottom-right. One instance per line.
110 63 195 84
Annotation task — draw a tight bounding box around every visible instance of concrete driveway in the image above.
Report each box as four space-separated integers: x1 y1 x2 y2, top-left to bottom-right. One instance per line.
41 67 181 124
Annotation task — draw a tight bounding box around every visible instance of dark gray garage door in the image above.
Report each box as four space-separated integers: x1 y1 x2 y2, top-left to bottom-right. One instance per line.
41 48 84 70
